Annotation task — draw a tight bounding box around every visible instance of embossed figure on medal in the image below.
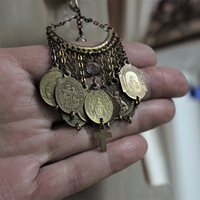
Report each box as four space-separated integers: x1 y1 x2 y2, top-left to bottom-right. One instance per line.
39 0 147 151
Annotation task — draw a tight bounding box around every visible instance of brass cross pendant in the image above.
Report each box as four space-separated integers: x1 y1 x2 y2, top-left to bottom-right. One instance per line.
94 126 112 152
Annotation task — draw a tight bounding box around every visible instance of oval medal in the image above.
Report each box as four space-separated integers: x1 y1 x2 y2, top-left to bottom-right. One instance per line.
84 89 113 124
119 63 147 100
40 67 63 106
55 76 84 114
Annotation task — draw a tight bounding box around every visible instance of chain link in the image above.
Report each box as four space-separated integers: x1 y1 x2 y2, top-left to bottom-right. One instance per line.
77 54 86 87
46 15 77 30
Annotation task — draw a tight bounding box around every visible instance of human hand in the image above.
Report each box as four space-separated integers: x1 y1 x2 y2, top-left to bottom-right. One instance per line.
0 44 188 199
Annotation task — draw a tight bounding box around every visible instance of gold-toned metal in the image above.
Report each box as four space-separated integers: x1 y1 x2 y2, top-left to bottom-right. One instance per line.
78 89 90 122
106 84 135 117
119 63 148 100
70 111 75 119
62 112 86 129
40 2 148 152
84 89 113 124
55 105 59 111
94 125 112 152
55 76 84 114
40 66 63 106
48 28 113 51
106 92 121 124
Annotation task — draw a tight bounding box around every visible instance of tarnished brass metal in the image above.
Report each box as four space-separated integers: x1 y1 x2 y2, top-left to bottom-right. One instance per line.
94 125 112 152
78 88 90 122
106 84 135 117
40 66 63 106
55 76 84 114
39 2 148 152
106 92 121 124
84 89 113 124
119 63 148 100
62 112 86 129
48 28 113 51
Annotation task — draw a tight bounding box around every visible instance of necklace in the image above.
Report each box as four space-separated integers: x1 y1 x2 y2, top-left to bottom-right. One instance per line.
40 0 147 151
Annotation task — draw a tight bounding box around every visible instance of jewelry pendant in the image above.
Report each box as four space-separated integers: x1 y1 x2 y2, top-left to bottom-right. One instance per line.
39 65 63 106
94 124 112 152
55 74 84 114
119 63 148 100
84 88 113 124
106 84 135 118
39 0 148 151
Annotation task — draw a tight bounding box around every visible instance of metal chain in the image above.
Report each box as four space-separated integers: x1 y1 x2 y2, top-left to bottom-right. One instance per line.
81 16 112 32
76 8 84 38
77 54 87 87
46 15 77 30
99 54 107 86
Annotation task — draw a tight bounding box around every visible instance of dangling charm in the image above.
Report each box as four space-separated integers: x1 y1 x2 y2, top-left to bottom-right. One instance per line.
39 0 147 151
119 63 147 101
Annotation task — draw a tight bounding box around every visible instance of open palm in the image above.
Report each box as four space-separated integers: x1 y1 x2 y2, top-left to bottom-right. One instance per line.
0 44 188 199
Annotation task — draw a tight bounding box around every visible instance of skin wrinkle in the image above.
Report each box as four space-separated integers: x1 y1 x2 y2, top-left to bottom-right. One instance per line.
47 126 92 163
0 156 40 200
0 44 189 199
0 122 49 160
41 99 176 164
65 158 85 196
124 42 157 67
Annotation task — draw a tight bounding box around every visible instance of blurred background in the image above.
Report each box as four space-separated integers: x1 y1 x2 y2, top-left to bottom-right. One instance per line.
0 0 200 199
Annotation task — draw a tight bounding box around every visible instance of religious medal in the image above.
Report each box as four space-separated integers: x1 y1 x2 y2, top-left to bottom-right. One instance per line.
40 66 63 106
84 89 113 124
119 63 148 100
55 75 84 114
106 84 135 118
39 0 148 151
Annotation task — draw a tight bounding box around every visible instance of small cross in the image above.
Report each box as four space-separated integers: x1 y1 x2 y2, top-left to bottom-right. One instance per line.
94 126 112 152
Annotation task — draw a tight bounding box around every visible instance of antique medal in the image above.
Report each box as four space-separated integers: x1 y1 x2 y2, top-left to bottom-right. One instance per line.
55 75 84 114
39 0 147 151
119 63 147 100
40 66 63 106
85 89 113 124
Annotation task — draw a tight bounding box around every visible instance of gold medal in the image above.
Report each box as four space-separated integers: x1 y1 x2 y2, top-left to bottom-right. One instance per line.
40 66 63 106
119 63 147 100
55 76 84 114
84 89 113 124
